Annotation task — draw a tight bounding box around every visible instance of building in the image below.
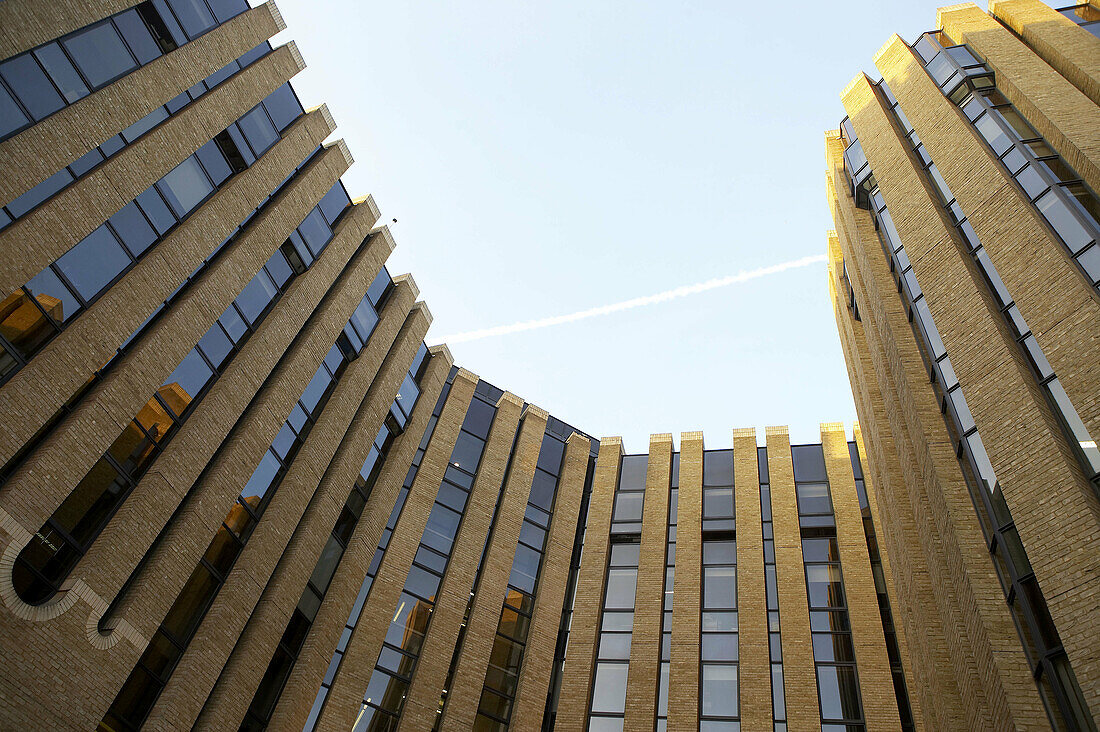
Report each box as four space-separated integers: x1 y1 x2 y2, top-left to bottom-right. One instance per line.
0 0 1098 731
826 2 1100 730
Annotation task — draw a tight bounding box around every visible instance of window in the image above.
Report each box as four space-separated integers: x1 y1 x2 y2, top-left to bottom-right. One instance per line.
591 663 628 714
54 226 130 300
62 21 137 88
157 156 212 216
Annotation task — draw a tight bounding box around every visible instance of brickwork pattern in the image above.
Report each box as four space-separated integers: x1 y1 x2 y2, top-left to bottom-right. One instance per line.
554 437 622 731
0 3 284 207
622 434 671 732
399 395 531 730
148 293 430 729
511 432 591 732
667 432 701 732
262 347 453 732
820 423 900 731
990 0 1100 107
312 371 477 732
766 427 820 732
732 427 770 732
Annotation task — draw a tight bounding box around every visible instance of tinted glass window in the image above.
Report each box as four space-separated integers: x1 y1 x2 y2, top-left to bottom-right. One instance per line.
241 451 280 504
237 106 278 155
26 267 80 323
158 156 212 216
162 348 213 402
604 569 637 609
701 664 738 717
423 504 461 554
609 543 639 567
263 82 304 132
590 663 628 714
109 202 157 257
318 181 350 224
613 492 643 522
6 168 72 218
298 209 332 257
703 566 736 609
703 487 734 518
451 432 485 473
0 55 64 120
298 366 333 415
135 188 175 235
234 271 277 325
198 325 233 370
536 434 565 474
366 268 392 307
529 469 556 511
349 297 379 343
114 9 161 64
55 226 130 300
168 0 216 37
461 398 496 438
703 450 734 486
508 543 540 593
817 665 861 721
63 21 136 88
618 455 648 489
33 44 89 103
797 483 832 514
195 139 232 186
0 83 30 137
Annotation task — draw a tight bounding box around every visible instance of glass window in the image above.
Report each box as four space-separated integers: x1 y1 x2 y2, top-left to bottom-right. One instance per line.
167 0 217 37
62 21 136 89
508 543 540 593
423 503 461 554
135 188 175 235
973 113 1012 156
703 450 734 486
702 540 735 565
590 663 628 714
1036 190 1093 253
366 268 393 307
158 156 212 216
162 347 213 403
404 564 441 601
791 445 827 482
604 568 637 609
6 168 73 219
114 9 162 64
25 267 80 325
529 469 557 511
537 434 565 474
33 44 89 103
109 201 158 257
241 450 280 505
701 633 738 661
298 208 332 257
704 566 736 609
451 431 485 474
0 54 64 120
598 632 632 660
613 492 643 522
461 398 497 438
701 664 738 717
813 633 856 663
609 543 639 568
796 483 832 514
262 82 304 132
703 487 734 518
237 106 278 156
349 297 379 344
55 225 131 300
618 455 648 489
588 717 624 732
0 81 30 138
816 665 862 721
362 670 407 715
195 139 232 186
806 564 845 608
234 271 278 326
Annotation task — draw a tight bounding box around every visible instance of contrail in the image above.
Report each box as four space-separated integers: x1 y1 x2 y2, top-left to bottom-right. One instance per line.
441 253 828 343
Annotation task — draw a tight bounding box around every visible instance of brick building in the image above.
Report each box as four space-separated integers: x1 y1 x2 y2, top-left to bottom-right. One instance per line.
0 0 1096 730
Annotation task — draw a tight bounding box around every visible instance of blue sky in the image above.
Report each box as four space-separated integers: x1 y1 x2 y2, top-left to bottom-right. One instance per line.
271 0 957 451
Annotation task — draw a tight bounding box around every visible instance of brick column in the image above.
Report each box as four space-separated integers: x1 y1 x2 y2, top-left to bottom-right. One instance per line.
313 370 477 731
511 432 591 731
667 431 701 732
766 426 819 732
821 423 900 732
733 427 769 732
401 400 541 730
554 437 622 731
623 434 671 732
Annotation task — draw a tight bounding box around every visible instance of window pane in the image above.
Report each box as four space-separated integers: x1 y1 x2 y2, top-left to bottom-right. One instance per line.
451 431 486 474
816 665 862 721
136 188 175 234
262 82 304 132
604 569 637 609
109 201 158 257
403 564 441 602
62 21 136 89
0 81 30 137
362 669 407 715
161 347 213 405
796 483 832 515
702 540 735 565
701 664 739 717
237 106 278 156
55 225 131 300
25 267 80 324
298 365 333 415
0 54 64 120
33 44 89 103
701 632 738 661
157 156 213 216
114 9 161 64
195 139 232 186
591 663 628 714
0 289 56 358
609 543 639 567
241 451 280 506
1036 189 1093 253
703 487 734 518
168 0 217 37
234 270 278 325
704 566 736 609
613 492 643 522
508 543 540 593
806 564 845 608
422 504 461 555
298 208 333 256
598 632 632 660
